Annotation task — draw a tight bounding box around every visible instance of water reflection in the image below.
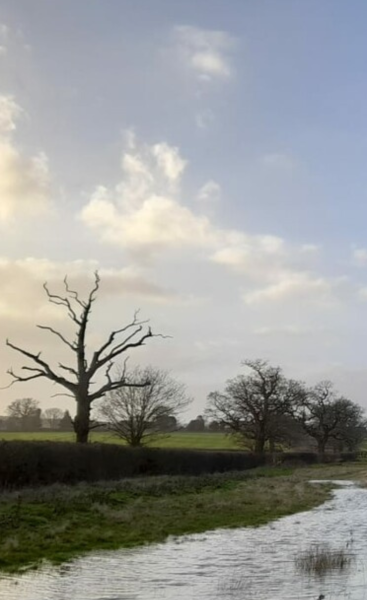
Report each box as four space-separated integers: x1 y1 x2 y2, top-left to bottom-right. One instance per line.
1 483 367 600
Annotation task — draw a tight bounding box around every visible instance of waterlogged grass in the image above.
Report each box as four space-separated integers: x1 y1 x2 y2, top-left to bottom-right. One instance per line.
295 543 354 576
0 431 241 450
0 465 336 573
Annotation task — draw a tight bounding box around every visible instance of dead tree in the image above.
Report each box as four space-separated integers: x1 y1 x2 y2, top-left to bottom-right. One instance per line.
5 271 159 443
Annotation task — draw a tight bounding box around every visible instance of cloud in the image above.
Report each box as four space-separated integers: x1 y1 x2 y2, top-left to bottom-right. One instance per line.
195 109 215 129
0 96 21 132
212 234 285 275
197 180 221 203
0 257 176 322
80 134 338 308
0 95 51 221
243 272 334 305
81 137 287 270
174 25 236 82
352 246 367 267
80 136 217 259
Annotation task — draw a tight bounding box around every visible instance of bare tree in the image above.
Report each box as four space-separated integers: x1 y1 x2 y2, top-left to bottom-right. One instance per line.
7 398 39 419
7 398 41 431
295 382 366 455
43 407 64 429
5 272 161 443
206 359 305 454
99 366 191 446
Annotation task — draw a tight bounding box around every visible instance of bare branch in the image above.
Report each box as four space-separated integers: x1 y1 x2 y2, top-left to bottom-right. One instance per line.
63 275 86 308
58 363 78 377
37 325 76 351
89 310 149 372
96 330 169 372
43 282 81 325
6 339 77 393
3 367 45 388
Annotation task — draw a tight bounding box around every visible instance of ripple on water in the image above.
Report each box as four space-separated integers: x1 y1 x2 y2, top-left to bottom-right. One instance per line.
1 483 367 600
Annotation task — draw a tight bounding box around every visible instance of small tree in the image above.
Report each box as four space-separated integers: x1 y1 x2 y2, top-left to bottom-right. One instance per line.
294 381 364 455
43 407 64 429
332 399 367 451
186 415 206 432
59 410 73 431
6 398 41 431
206 359 305 454
5 272 160 443
99 366 191 446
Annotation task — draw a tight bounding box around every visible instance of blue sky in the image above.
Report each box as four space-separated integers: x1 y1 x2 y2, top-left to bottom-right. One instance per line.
1 1 367 417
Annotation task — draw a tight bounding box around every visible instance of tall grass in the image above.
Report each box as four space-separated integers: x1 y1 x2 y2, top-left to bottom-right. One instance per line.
295 543 354 576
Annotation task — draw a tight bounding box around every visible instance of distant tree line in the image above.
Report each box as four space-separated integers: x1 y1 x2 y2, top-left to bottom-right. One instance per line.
3 273 366 453
206 359 367 456
0 398 73 432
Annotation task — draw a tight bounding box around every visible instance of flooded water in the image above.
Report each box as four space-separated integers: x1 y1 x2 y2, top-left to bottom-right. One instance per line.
1 481 367 600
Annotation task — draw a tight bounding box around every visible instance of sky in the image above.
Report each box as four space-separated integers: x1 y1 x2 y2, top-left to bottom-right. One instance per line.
1 0 367 419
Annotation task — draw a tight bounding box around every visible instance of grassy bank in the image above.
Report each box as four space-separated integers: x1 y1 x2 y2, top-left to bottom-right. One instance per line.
1 463 361 573
0 431 241 450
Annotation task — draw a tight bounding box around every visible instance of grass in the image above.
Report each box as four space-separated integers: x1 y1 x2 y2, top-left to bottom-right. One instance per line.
0 431 241 450
0 463 354 574
295 543 354 576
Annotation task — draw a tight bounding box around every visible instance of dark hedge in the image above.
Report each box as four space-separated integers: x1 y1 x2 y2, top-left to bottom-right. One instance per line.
0 442 357 488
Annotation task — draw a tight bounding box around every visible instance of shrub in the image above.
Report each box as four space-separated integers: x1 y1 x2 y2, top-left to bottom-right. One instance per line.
0 442 267 488
0 442 354 488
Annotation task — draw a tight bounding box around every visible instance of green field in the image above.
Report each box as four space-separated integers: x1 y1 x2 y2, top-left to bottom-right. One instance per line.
0 431 242 450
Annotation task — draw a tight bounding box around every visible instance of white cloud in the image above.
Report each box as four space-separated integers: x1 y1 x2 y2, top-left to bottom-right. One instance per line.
82 189 214 258
151 142 186 185
243 272 334 305
0 95 51 221
197 180 221 203
81 137 287 269
0 96 21 132
174 25 236 82
211 234 286 281
81 136 216 258
80 135 338 309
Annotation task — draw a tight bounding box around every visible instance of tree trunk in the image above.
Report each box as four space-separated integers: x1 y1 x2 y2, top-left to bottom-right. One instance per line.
254 436 265 454
317 438 326 457
74 396 90 443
